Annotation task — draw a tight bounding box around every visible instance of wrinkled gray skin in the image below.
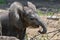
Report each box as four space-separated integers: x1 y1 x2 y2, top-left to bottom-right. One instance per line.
0 2 47 40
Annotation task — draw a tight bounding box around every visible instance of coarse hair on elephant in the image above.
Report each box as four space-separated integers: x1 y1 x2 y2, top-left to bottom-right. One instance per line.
0 1 47 40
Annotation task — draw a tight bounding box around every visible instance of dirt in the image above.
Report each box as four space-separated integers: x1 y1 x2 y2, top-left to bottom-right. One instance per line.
26 16 60 40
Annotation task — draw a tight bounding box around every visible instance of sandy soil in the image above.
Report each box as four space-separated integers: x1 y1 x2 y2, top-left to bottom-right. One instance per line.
26 16 60 40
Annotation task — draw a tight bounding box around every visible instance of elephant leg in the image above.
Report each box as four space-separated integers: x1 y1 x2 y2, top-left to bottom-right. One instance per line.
2 24 8 36
2 27 8 36
8 26 17 37
18 28 26 40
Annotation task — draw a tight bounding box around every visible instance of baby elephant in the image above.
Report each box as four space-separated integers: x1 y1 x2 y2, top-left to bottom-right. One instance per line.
0 1 47 40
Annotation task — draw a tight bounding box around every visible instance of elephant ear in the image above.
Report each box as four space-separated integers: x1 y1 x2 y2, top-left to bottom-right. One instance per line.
27 1 36 11
9 2 23 12
24 6 32 14
9 1 24 21
9 2 23 24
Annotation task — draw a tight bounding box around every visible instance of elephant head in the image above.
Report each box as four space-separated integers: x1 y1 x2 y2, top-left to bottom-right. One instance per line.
17 2 47 34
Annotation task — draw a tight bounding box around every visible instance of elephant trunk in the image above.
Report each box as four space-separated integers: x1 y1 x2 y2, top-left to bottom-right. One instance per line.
37 19 47 34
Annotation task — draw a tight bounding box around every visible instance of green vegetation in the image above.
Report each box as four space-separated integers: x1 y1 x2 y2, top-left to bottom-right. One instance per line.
37 10 44 16
25 34 49 40
37 10 54 16
47 12 54 16
0 0 6 4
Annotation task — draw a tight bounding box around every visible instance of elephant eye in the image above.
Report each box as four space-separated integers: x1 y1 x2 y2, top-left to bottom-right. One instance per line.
30 18 33 20
30 18 35 20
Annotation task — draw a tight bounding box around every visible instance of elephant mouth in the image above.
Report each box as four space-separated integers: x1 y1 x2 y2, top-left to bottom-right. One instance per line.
30 24 47 34
31 24 39 28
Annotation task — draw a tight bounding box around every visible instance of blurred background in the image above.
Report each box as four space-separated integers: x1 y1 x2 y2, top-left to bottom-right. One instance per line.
0 0 60 40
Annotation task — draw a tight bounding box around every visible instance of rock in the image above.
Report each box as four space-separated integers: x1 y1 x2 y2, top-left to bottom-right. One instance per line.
0 36 19 40
47 16 59 20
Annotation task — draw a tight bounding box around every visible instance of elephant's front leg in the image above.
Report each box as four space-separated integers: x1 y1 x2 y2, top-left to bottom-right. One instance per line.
18 28 26 40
